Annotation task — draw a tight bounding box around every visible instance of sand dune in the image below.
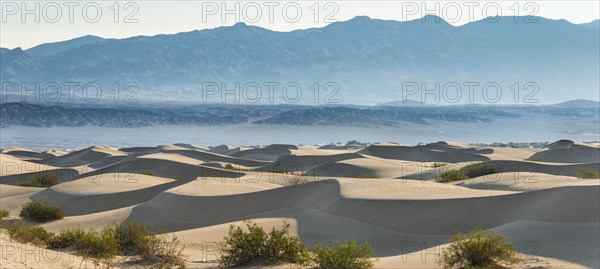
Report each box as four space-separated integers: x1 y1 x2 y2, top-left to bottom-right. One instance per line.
1 141 598 268
1 168 79 186
359 143 490 163
1 153 59 176
1 146 41 158
32 176 186 216
528 147 600 163
261 153 364 172
39 145 130 170
451 172 600 191
401 160 600 180
208 144 246 156
122 179 598 235
76 157 245 182
230 144 298 161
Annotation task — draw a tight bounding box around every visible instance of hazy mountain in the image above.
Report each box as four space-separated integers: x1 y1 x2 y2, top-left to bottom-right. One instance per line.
1 16 598 104
376 100 430 107
581 19 600 30
2 100 597 129
26 35 106 57
550 99 600 108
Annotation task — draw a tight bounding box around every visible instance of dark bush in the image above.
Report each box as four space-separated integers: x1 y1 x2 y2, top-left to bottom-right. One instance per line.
8 220 55 246
432 162 448 168
137 170 156 176
441 227 519 268
0 208 9 220
220 221 310 267
19 200 64 222
311 239 375 269
576 167 600 179
464 162 498 178
19 173 60 187
436 169 468 183
73 226 120 260
48 227 87 249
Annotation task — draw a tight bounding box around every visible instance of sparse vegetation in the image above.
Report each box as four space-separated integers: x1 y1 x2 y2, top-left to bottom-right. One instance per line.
436 169 468 183
0 208 9 220
311 239 375 269
42 221 185 268
224 163 249 172
8 220 55 246
219 221 310 267
224 163 235 170
289 176 308 185
440 227 519 268
19 173 60 187
19 200 64 222
171 176 184 180
137 170 156 176
576 167 600 179
464 162 498 178
432 162 448 168
115 221 185 266
270 168 288 174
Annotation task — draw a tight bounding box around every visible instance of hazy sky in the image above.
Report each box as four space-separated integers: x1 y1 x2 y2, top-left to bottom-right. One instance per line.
1 1 599 49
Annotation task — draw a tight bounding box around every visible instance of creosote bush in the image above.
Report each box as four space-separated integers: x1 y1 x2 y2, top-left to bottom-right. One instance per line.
357 174 378 178
441 227 519 268
0 208 9 220
311 239 375 269
576 167 600 179
289 176 308 185
47 221 185 267
8 220 55 246
137 170 156 176
436 169 468 183
19 200 64 222
6 220 185 268
464 162 498 178
19 173 59 187
220 221 310 267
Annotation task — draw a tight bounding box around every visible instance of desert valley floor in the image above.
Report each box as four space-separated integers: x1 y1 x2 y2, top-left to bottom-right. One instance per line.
1 139 599 268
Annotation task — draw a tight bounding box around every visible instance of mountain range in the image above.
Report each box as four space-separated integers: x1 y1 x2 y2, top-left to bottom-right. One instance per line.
1 100 597 128
1 16 598 104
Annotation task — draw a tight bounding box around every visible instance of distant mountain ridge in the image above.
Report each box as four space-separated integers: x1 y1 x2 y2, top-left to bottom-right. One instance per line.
1 15 598 104
1 100 597 128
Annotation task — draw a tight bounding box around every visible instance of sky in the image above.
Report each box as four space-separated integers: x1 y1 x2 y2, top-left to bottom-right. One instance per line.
1 0 599 49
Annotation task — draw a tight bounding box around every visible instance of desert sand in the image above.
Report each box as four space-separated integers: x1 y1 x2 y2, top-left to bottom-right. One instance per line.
1 139 598 268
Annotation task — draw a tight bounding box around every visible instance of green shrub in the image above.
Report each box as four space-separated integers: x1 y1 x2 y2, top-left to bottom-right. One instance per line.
8 221 55 246
441 227 519 268
223 163 249 172
19 173 60 187
436 169 467 183
19 200 64 222
432 162 448 168
576 167 600 179
311 239 375 269
137 170 156 176
464 162 498 178
220 221 310 267
289 176 308 185
73 227 120 260
0 208 9 220
48 227 88 249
